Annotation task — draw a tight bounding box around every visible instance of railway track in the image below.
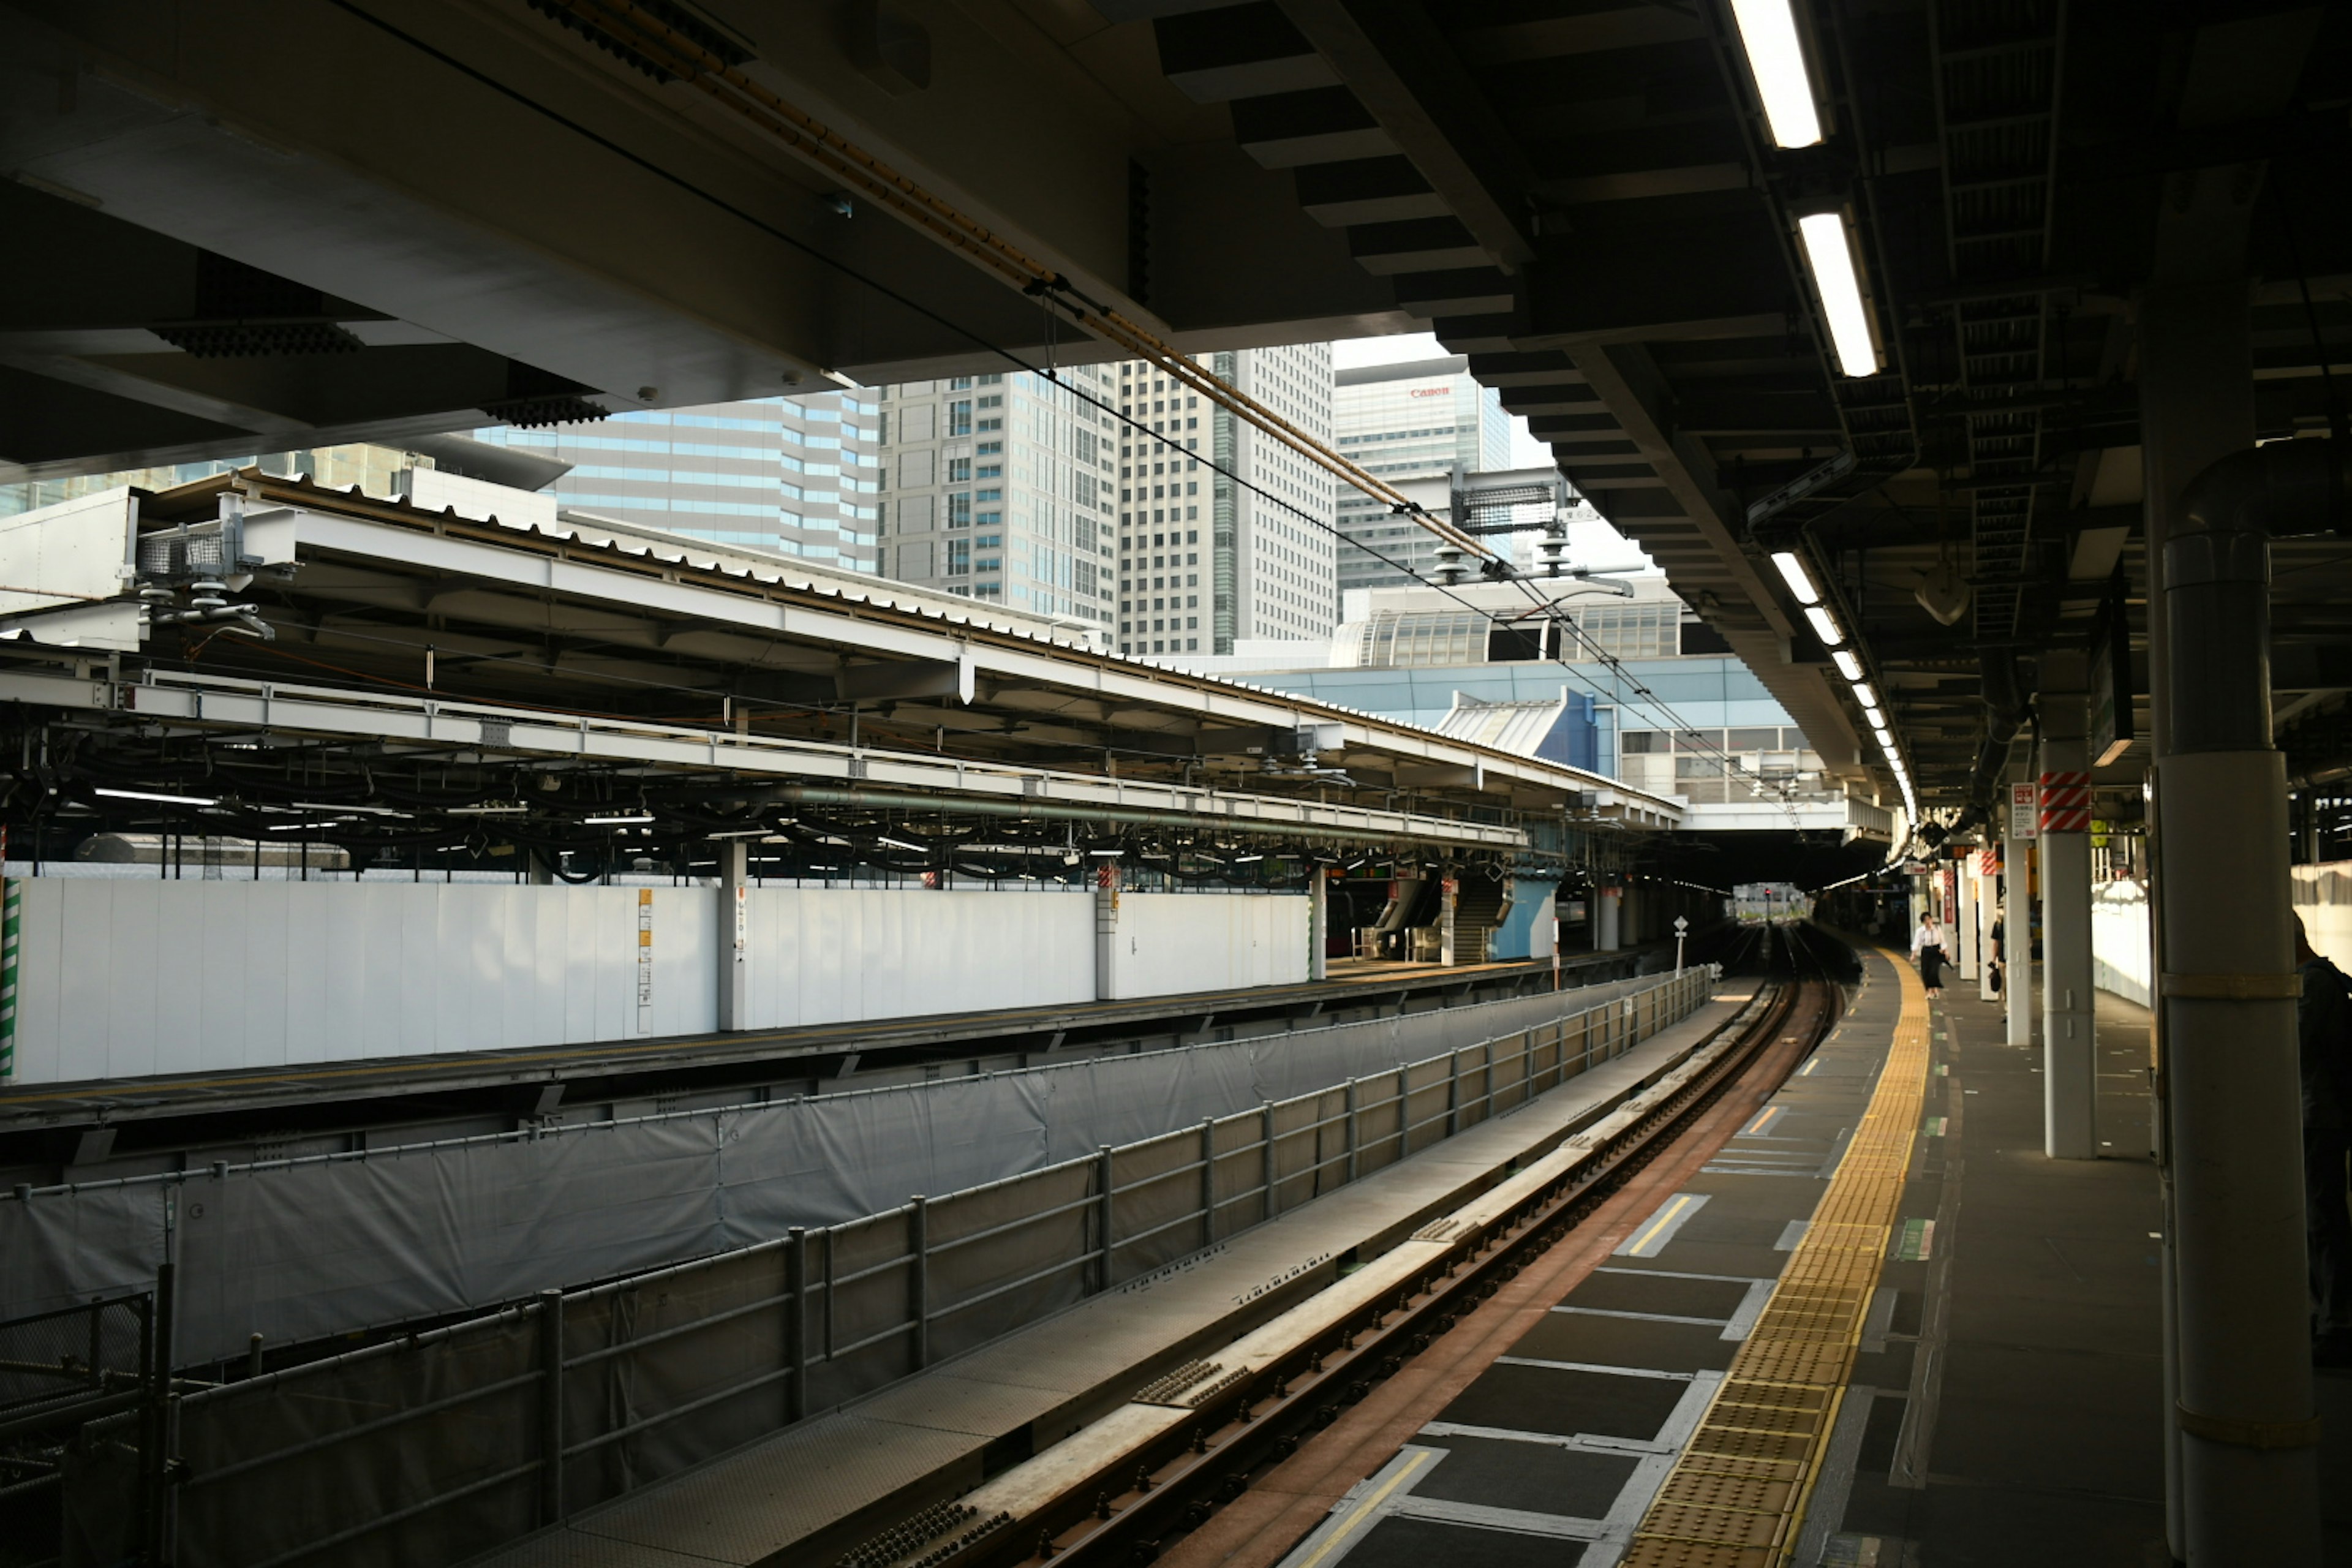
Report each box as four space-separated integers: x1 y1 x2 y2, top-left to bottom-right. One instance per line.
836 923 1849 1568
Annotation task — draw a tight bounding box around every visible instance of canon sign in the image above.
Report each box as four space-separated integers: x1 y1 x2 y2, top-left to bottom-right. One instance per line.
1408 387 1453 398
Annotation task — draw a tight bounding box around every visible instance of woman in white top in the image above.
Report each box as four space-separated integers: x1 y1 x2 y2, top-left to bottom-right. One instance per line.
1912 913 1947 997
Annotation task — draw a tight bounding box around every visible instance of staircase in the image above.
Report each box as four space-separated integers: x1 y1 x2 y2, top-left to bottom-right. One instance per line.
1450 876 1512 963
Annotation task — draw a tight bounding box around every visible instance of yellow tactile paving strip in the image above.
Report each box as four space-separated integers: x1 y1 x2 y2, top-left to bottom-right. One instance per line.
1621 954 1929 1568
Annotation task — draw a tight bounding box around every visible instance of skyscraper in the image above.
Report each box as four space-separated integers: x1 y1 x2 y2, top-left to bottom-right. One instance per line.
1332 356 1510 594
1112 343 1337 657
472 393 884 570
873 368 1118 624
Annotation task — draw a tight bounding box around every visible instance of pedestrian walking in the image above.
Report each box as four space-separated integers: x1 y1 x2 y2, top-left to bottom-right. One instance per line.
1912 912 1947 997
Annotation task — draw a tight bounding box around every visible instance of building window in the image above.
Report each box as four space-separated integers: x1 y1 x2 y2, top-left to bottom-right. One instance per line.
946 540 971 576
949 376 974 390
948 492 972 527
978 417 1002 432
947 457 971 483
948 401 973 437
976 395 1003 409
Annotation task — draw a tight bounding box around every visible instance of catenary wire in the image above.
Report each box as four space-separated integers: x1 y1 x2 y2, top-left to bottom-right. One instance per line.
323 0 1787 808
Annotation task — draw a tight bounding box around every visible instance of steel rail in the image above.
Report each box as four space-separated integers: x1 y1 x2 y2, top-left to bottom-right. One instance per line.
924 938 1839 1568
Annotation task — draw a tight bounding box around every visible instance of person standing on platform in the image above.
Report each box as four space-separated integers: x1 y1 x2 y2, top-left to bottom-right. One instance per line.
1912 911 1947 997
1987 914 2005 997
2293 914 2352 1366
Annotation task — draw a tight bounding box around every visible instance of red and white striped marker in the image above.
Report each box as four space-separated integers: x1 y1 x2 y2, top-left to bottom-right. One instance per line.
2039 770 2092 833
1978 846 2001 876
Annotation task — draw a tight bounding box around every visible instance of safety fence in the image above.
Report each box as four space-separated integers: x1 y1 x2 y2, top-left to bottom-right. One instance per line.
115 968 1715 1568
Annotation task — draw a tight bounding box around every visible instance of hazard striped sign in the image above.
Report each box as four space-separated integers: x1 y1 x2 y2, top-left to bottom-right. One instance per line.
1978 846 2000 876
2039 770 2092 833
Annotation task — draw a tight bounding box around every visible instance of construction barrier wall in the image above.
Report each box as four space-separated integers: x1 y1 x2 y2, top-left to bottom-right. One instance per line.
0 880 1302 1085
76 967 1716 1568
6 977 1660 1363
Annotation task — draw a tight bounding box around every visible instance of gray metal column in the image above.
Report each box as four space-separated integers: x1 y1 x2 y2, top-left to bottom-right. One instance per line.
717 839 750 1031
1309 867 1329 981
1978 848 2001 1003
1954 852 1979 982
2039 655 2097 1158
1094 872 1120 1001
2003 768 2035 1048
1439 872 1457 967
2144 261 2320 1560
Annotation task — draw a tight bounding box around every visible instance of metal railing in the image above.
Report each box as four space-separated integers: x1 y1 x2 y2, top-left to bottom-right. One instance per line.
146 968 1715 1568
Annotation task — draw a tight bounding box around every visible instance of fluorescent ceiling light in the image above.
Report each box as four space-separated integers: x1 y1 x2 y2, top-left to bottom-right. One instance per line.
1862 705 1885 729
95 787 217 807
1770 551 1822 606
1798 213 1878 377
876 835 929 852
1729 0 1823 147
1088 848 1125 857
585 813 655 825
1852 681 1878 708
1803 605 1845 647
1831 649 1863 680
1234 854 1264 864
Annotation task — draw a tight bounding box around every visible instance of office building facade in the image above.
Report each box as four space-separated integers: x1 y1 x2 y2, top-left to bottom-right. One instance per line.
472 394 884 570
1332 356 1510 594
1113 343 1337 657
872 368 1117 624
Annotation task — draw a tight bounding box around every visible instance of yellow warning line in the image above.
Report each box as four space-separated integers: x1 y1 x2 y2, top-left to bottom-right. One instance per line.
1621 952 1929 1567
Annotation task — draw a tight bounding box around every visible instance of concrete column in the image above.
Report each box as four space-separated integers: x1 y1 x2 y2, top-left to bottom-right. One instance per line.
2003 771 2035 1048
1954 858 1979 982
1978 848 2002 1003
1599 886 1621 951
2041 655 2098 1158
1094 870 1121 1000
2144 264 2321 1561
716 840 750 1030
1439 872 1457 967
1309 867 1329 981
526 850 556 886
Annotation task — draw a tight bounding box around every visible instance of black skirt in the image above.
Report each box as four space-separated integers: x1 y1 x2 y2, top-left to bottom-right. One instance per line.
1918 943 1946 986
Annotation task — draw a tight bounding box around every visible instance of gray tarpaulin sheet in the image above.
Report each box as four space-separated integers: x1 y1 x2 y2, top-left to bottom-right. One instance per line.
4 977 1654 1363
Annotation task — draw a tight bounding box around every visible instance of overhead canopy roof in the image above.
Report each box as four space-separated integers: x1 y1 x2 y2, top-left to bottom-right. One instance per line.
9 1 2344 830
0 471 1681 869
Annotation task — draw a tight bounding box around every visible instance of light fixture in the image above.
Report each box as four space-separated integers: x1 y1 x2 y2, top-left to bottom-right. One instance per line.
1798 213 1879 377
1234 853 1264 864
1862 705 1885 729
876 835 929 852
1728 0 1823 147
1770 551 1822 606
1803 605 1845 647
1087 848 1125 857
95 786 219 807
585 813 655 826
1852 681 1878 708
1831 648 1863 680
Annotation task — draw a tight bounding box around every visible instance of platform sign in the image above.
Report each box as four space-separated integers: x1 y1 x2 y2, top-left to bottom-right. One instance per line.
2008 783 2039 841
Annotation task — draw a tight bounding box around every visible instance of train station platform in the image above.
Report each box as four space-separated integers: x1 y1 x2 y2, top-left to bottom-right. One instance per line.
470 979 1763 1568
1164 948 2352 1567
0 943 1681 1148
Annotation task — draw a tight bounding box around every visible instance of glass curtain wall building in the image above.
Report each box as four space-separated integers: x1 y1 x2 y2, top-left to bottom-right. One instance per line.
873 368 1117 622
1114 343 1337 657
1332 356 1510 594
472 394 883 569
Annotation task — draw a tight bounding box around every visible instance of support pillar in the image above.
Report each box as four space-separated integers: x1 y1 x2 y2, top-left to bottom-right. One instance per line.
1309 867 1329 981
1439 872 1457 967
716 840 749 1031
2143 261 2321 1561
2003 769 2035 1048
2040 656 2097 1158
1954 856 1979 982
1978 845 2002 1003
1598 886 1621 951
1094 869 1121 1000
525 850 556 886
